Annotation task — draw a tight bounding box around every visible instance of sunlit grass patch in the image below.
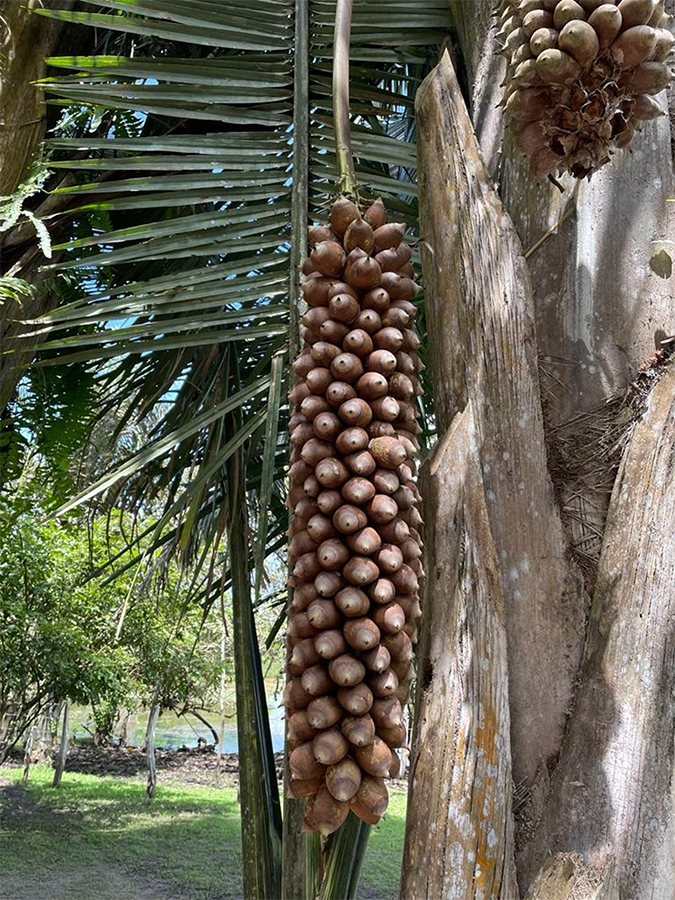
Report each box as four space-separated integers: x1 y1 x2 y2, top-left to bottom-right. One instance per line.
0 765 406 899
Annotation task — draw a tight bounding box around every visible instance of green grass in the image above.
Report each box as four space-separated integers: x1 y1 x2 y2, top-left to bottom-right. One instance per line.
0 766 405 899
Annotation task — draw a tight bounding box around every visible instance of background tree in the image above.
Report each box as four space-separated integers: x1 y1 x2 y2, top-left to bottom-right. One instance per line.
0 481 228 764
0 488 130 761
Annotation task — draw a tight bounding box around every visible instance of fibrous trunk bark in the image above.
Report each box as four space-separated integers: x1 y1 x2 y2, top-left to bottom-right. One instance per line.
450 0 675 597
402 404 518 899
521 363 675 895
0 0 71 198
414 51 586 793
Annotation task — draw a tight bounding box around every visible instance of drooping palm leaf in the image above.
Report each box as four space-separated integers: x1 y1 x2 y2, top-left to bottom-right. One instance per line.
30 0 445 573
228 437 282 899
321 813 373 900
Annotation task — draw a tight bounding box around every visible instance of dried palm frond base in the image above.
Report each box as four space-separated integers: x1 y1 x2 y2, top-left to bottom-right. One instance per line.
497 0 674 177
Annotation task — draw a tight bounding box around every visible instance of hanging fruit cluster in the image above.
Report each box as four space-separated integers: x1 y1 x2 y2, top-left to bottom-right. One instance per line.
284 196 424 835
498 0 674 177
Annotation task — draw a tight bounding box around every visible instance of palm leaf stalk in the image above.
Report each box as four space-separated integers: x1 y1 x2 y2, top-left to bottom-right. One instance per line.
228 436 282 898
321 813 372 900
332 0 357 197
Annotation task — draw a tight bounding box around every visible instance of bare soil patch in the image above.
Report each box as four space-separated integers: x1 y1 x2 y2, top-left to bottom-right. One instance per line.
2 742 271 789
0 865 179 900
3 743 407 792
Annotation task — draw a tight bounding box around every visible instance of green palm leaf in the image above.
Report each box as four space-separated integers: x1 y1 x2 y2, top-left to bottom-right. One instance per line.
33 0 444 565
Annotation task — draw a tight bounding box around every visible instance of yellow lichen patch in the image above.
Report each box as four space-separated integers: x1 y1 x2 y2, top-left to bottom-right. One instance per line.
472 703 503 894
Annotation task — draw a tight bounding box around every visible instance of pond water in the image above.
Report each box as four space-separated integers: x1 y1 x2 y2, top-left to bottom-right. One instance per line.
69 683 286 754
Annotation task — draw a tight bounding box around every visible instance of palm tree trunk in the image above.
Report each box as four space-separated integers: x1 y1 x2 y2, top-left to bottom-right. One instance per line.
403 5 675 895
0 0 73 198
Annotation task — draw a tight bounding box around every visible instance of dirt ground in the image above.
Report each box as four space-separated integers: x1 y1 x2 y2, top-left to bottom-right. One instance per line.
0 745 405 900
2 742 407 791
1 742 272 789
0 862 177 900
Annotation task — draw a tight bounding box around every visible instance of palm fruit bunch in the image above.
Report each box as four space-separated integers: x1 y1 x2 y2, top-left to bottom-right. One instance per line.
497 0 674 177
284 195 424 835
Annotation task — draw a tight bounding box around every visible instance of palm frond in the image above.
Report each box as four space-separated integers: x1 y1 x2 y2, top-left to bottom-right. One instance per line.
30 0 446 582
33 8 293 573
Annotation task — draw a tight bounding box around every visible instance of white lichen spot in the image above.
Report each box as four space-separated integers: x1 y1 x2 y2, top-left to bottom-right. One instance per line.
486 489 496 502
509 568 519 582
502 451 510 461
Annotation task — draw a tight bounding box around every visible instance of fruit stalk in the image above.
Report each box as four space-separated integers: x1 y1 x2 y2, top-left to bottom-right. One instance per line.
333 0 358 196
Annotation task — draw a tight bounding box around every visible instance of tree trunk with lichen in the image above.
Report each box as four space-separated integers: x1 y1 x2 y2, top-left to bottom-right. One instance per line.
403 1 675 895
0 0 82 416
